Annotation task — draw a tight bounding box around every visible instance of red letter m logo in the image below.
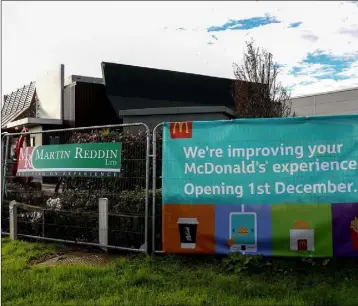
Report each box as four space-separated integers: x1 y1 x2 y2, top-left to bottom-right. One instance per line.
170 122 192 139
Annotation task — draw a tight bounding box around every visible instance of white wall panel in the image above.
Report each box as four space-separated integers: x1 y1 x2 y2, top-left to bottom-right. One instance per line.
36 65 64 120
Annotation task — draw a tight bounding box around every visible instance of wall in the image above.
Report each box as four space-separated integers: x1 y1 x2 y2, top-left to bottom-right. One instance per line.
74 82 119 127
292 88 358 116
28 125 43 147
63 82 120 128
36 65 64 120
63 83 76 127
102 62 237 114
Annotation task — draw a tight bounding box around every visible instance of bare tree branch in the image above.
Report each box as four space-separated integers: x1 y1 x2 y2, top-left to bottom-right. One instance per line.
232 40 294 118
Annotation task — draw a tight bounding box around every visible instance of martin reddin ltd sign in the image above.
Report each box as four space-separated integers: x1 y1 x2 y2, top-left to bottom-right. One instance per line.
17 143 122 177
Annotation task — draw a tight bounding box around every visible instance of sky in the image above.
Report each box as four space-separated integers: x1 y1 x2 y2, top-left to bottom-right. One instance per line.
2 1 358 98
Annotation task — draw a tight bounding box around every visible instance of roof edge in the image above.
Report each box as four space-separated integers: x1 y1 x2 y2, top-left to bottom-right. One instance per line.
292 86 358 99
101 61 235 81
118 106 236 117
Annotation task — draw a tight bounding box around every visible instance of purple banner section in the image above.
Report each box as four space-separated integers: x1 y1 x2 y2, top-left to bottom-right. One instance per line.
332 203 358 257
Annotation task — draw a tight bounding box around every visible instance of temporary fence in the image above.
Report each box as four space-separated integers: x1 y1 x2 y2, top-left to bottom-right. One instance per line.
4 115 358 258
1 123 150 253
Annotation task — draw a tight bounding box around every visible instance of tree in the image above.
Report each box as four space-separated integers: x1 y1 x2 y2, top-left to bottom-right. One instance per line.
232 40 294 118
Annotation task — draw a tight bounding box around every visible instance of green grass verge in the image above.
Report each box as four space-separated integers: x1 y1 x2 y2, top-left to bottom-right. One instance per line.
2 238 358 306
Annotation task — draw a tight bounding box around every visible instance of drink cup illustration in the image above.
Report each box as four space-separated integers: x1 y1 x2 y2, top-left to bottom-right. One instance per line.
350 217 358 250
177 218 199 249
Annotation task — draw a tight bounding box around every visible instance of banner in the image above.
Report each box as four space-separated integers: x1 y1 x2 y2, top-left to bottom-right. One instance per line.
162 116 358 257
17 142 122 177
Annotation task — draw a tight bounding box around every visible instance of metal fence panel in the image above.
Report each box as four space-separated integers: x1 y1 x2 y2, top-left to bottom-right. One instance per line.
1 123 150 253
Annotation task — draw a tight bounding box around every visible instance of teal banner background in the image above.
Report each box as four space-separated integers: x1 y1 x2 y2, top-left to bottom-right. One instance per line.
161 115 358 256
162 115 358 205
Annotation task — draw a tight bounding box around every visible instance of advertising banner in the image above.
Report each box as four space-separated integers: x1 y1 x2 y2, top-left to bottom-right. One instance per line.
17 142 122 177
162 116 358 257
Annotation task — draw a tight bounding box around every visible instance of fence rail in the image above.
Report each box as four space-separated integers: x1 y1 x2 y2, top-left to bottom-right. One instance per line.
8 201 145 252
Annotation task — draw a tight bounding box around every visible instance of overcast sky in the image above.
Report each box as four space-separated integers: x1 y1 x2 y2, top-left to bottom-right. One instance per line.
2 1 358 97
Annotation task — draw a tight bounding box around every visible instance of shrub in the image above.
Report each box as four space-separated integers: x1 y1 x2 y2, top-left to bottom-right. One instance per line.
4 182 163 249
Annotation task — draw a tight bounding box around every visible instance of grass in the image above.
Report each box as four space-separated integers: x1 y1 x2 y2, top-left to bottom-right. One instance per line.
1 238 358 306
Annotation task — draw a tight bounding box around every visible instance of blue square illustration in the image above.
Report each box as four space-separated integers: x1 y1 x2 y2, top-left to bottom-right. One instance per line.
230 212 257 246
215 204 272 255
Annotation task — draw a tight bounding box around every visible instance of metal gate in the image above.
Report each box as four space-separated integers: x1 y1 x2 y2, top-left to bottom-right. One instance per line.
1 123 150 253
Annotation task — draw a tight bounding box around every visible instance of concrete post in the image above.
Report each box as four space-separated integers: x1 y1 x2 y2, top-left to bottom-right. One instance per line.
9 201 18 240
98 198 108 251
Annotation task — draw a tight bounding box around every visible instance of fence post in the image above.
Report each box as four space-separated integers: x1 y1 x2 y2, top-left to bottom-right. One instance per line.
42 210 45 237
9 201 18 240
144 125 151 255
1 133 9 206
151 123 161 255
98 198 108 251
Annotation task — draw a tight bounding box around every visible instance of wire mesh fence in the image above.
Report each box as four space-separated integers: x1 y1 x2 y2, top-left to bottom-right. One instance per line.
1 201 10 235
1 123 150 252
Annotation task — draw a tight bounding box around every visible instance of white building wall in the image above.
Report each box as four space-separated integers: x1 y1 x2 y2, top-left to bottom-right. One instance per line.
292 87 358 116
36 64 64 120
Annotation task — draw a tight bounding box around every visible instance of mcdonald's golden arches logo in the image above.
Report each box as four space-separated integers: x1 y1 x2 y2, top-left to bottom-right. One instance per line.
170 121 193 139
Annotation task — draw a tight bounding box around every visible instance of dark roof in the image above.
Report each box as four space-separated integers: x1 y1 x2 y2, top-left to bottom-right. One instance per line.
101 62 236 113
1 82 36 129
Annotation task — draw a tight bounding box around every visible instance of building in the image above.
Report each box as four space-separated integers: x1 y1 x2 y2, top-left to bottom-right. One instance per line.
291 87 358 116
2 62 241 137
4 62 357 136
1 66 118 137
101 62 237 129
1 65 119 163
2 62 242 185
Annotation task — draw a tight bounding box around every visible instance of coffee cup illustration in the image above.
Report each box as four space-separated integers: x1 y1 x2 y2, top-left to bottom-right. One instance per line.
177 217 199 249
350 217 358 250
